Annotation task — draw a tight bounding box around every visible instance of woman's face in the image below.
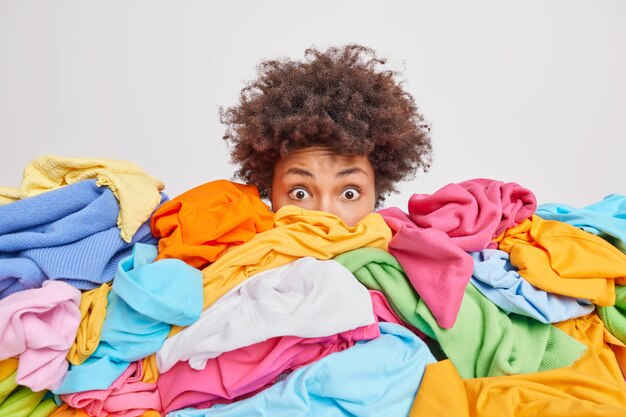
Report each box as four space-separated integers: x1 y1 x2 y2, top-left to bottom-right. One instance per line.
270 146 377 226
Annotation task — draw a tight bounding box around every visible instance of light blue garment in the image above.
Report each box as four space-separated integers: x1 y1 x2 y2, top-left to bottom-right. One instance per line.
0 180 163 298
168 322 436 417
54 243 203 394
470 249 594 323
536 194 626 253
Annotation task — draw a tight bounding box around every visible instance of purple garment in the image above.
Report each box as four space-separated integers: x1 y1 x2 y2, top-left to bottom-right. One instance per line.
378 178 536 329
0 280 81 391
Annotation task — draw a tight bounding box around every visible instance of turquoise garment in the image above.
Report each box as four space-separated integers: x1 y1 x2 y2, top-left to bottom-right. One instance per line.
54 243 203 394
470 250 594 323
167 322 436 417
536 194 626 253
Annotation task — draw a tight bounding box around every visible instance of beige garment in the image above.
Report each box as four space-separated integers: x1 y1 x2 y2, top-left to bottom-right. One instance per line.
0 155 164 242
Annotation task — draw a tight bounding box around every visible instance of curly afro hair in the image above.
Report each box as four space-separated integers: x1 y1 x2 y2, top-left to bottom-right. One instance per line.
220 44 432 206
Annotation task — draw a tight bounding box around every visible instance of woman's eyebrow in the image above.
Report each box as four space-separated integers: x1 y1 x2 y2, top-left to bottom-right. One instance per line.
335 167 368 177
281 167 314 178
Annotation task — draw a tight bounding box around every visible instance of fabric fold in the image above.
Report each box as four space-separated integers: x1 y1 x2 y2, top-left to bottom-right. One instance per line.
536 194 626 253
0 180 160 299
54 244 203 394
378 178 536 329
157 257 375 372
158 323 380 414
470 249 594 323
167 323 435 417
335 247 587 378
151 180 275 268
195 205 390 316
0 155 165 243
496 215 626 305
0 280 81 391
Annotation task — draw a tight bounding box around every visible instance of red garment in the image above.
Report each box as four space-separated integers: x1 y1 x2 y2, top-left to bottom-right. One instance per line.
378 178 536 329
157 323 380 413
150 180 275 268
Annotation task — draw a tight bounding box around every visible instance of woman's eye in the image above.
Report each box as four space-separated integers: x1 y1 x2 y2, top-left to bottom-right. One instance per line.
288 188 311 200
340 187 361 201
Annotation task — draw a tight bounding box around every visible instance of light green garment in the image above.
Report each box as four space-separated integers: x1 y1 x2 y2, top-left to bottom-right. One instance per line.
598 285 626 344
0 386 46 417
0 371 18 405
334 247 587 378
28 398 58 417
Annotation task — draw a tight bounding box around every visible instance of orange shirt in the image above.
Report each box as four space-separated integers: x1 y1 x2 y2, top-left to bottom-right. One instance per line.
496 215 626 305
409 313 626 417
151 180 275 268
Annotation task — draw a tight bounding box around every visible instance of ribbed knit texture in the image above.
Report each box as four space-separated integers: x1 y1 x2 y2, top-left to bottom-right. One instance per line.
0 154 165 243
335 247 587 378
598 285 626 344
0 180 161 299
538 325 589 372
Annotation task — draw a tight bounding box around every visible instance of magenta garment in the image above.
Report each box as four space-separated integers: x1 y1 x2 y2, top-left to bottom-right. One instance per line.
369 290 425 338
378 178 536 329
0 280 81 391
157 323 380 414
61 360 161 417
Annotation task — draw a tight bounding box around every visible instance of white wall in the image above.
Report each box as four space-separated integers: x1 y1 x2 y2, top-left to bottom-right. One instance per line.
1 0 625 209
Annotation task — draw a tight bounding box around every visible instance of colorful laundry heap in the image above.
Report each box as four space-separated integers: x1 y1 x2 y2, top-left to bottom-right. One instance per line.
1 157 625 417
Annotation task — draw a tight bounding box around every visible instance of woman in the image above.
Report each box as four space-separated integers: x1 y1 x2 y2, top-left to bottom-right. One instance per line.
221 44 433 225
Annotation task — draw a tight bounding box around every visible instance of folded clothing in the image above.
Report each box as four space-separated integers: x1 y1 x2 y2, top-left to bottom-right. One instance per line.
151 180 275 268
0 180 161 299
0 280 81 391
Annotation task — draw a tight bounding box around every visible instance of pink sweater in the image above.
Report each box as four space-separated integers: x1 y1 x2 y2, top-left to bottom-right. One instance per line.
378 178 536 328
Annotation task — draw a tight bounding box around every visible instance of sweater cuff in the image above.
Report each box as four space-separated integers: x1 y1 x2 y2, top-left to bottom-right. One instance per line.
538 325 587 372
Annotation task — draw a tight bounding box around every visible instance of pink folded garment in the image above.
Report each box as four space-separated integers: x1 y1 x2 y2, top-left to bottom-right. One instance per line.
61 360 161 417
369 290 425 338
157 323 380 413
378 178 536 329
0 280 81 391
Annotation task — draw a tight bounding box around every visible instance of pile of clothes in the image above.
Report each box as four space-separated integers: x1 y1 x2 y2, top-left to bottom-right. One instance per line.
1 155 625 417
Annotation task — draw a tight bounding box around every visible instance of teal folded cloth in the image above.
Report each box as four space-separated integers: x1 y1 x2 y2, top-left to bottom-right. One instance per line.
54 243 203 394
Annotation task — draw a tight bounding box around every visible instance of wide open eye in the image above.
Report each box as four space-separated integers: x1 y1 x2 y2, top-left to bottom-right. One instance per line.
288 187 312 200
340 187 361 201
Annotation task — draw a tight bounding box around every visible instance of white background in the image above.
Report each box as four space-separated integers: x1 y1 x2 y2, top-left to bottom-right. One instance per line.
1 0 624 209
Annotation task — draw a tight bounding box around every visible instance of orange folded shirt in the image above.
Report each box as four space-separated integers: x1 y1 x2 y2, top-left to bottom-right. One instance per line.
495 215 626 305
410 313 626 417
150 180 275 268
